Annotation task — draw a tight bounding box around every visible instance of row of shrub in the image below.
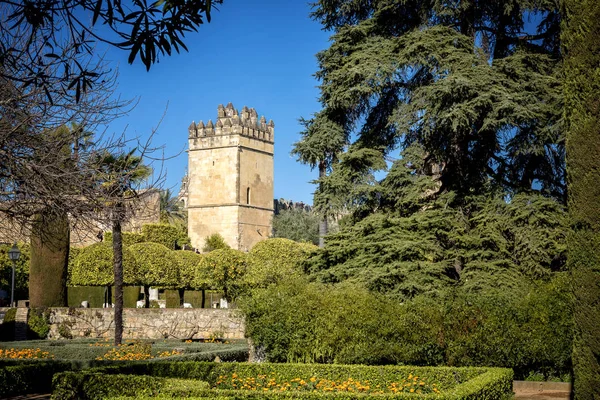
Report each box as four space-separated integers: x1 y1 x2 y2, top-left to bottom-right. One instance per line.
0 344 249 397
239 274 572 380
69 238 318 302
0 339 249 362
51 361 513 400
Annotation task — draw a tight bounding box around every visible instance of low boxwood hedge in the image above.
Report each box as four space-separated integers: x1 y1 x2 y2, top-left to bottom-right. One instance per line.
52 362 513 400
0 361 73 397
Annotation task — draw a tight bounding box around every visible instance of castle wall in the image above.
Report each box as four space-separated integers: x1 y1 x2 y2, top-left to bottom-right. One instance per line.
187 206 240 250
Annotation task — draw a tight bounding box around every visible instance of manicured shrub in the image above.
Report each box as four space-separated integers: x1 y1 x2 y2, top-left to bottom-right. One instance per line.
0 308 16 341
103 232 145 246
70 243 138 286
129 242 178 306
52 362 513 399
246 239 318 287
0 361 72 397
194 249 246 301
142 224 190 250
202 233 230 252
27 307 51 339
240 275 572 378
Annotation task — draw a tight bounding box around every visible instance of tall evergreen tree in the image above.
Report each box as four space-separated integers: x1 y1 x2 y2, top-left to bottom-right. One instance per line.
562 0 600 396
297 0 564 214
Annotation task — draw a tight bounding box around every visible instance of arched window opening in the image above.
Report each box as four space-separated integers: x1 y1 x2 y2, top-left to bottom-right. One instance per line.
246 187 251 205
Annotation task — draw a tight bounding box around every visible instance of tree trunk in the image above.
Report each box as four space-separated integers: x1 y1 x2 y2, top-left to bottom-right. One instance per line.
201 289 206 309
144 285 150 308
318 160 328 248
562 0 600 397
29 210 69 307
112 209 124 346
178 288 185 307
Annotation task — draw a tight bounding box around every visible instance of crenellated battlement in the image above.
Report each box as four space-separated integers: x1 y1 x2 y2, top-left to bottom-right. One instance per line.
188 102 274 142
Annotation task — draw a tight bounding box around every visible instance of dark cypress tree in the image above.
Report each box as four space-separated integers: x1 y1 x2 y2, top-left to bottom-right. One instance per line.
562 0 600 397
29 210 70 307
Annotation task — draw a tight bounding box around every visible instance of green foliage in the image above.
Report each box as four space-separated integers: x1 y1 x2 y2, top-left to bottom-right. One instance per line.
246 239 318 288
67 286 140 308
0 243 30 304
160 189 187 228
142 223 190 250
173 251 202 289
129 242 178 287
309 190 567 301
562 0 600 397
240 276 572 379
298 1 564 206
70 243 138 286
194 249 246 301
52 362 512 400
0 308 17 341
27 307 51 339
103 232 145 247
29 210 70 307
52 372 166 399
202 234 230 253
272 208 320 245
0 361 72 397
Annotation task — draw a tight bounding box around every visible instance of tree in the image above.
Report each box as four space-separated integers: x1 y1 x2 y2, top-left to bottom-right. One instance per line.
69 243 138 287
29 210 70 307
246 238 318 288
2 0 222 104
173 250 202 307
159 189 187 228
296 0 564 218
194 248 246 302
129 242 178 308
562 0 600 396
92 150 151 343
272 208 320 245
142 223 189 250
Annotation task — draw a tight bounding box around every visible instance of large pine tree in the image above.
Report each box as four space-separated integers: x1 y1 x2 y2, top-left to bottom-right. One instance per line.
562 0 600 396
295 0 565 213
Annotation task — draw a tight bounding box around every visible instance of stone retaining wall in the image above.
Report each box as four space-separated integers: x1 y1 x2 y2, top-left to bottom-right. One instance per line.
46 308 244 340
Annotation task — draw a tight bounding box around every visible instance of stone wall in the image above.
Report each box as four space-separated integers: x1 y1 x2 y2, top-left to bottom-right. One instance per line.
46 308 244 340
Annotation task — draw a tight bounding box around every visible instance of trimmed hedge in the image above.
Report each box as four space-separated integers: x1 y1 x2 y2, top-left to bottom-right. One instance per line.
52 362 513 400
0 361 72 397
51 374 210 399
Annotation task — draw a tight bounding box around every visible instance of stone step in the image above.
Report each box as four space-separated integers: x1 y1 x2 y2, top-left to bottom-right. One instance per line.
14 308 28 341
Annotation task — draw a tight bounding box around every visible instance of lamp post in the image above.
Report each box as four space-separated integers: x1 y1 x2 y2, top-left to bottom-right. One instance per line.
8 244 20 307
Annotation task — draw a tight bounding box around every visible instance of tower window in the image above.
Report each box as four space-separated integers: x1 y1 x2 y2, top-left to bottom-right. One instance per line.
246 187 251 204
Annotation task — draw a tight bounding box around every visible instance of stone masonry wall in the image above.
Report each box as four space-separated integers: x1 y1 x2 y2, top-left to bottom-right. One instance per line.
46 308 244 340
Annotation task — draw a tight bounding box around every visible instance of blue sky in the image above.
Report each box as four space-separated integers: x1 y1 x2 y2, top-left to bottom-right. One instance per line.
100 0 330 205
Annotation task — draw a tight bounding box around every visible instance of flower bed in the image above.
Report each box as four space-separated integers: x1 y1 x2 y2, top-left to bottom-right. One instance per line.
52 361 513 399
0 348 54 359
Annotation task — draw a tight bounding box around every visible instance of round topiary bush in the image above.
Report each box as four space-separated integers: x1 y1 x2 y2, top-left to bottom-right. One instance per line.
194 248 246 301
173 250 202 289
128 242 178 287
70 242 138 286
246 238 318 287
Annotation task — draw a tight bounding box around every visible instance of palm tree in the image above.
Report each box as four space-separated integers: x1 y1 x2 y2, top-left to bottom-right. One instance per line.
92 149 151 345
159 188 187 227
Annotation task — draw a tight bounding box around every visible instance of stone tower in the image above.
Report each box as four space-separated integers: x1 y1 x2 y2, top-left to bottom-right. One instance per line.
186 103 274 251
